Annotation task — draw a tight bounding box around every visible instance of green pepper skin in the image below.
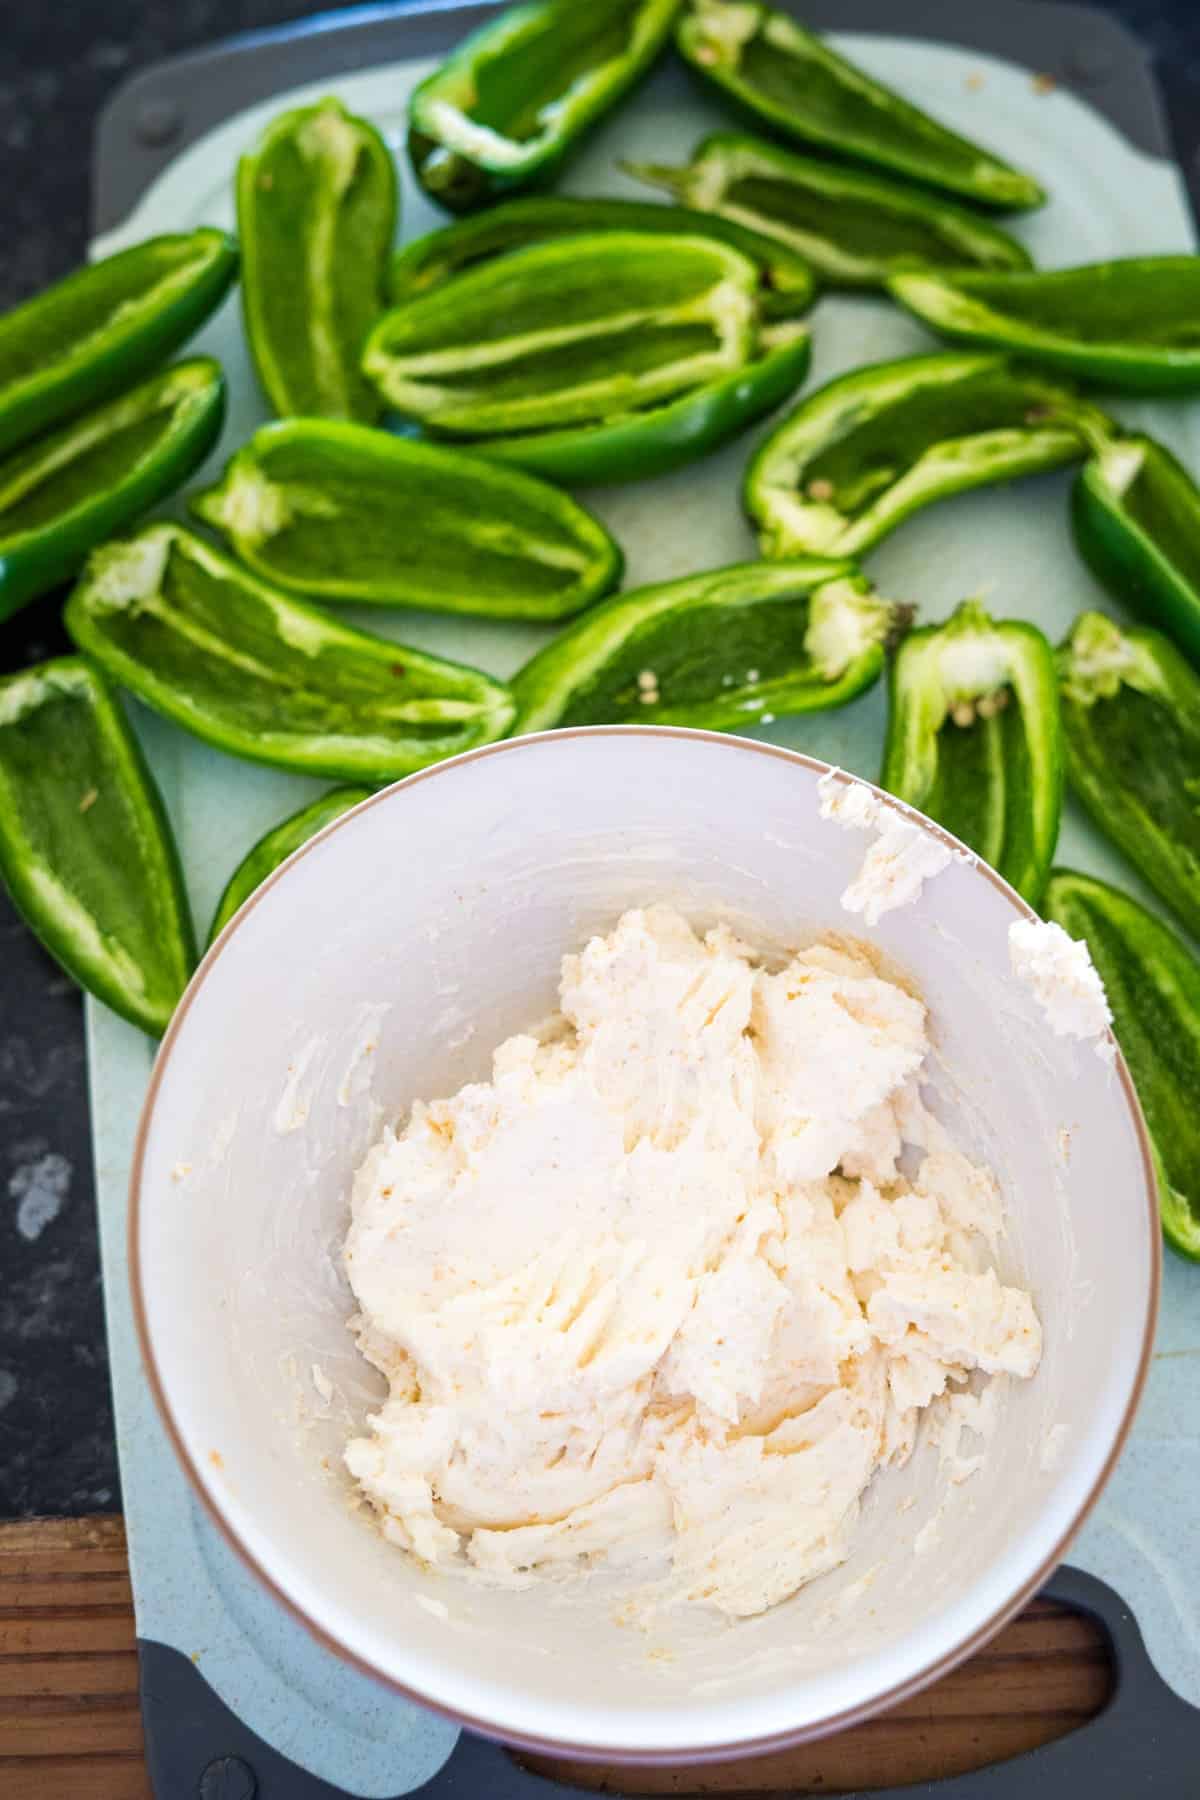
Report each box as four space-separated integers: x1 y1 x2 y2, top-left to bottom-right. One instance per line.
238 97 398 422
675 1 1043 212
745 352 1099 561
0 229 237 457
1071 433 1200 668
478 325 810 485
408 0 682 214
0 658 195 1036
1058 612 1200 942
627 133 1033 291
889 260 1200 392
209 785 371 944
0 359 226 624
191 420 623 621
364 231 761 438
64 525 516 783
510 558 897 733
881 600 1062 906
1043 868 1200 1262
389 193 815 318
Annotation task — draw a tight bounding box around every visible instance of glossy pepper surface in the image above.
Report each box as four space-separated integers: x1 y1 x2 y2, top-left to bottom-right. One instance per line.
889 259 1200 392
0 229 236 456
209 786 371 943
511 558 898 733
64 525 516 783
627 133 1032 290
745 353 1096 561
388 193 815 318
881 600 1062 906
1071 429 1200 668
408 0 682 213
366 230 810 483
675 0 1043 212
192 420 622 621
478 328 809 485
1058 612 1200 941
1043 868 1200 1262
238 97 397 422
0 657 194 1035
0 359 226 624
366 231 759 434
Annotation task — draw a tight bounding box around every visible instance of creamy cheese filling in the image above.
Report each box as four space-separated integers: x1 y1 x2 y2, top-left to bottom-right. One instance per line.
343 907 1040 1618
1009 917 1114 1059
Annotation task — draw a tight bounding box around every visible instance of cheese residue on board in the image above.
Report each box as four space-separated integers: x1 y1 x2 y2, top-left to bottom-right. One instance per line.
343 907 1039 1619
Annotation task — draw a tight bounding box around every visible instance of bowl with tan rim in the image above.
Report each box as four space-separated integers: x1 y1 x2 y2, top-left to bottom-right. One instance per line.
131 727 1157 1761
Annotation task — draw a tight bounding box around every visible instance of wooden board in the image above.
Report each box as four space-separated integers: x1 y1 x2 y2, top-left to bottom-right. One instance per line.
0 1517 1111 1799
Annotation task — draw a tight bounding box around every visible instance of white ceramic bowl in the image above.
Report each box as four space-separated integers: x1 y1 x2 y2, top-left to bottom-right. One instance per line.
132 728 1158 1762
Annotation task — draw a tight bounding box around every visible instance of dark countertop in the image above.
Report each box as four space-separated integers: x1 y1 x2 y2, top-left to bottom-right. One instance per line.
1 0 1199 1520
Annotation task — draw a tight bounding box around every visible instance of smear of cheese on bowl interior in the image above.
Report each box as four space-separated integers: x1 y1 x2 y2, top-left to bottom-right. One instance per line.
817 769 958 925
343 907 1040 1619
1009 918 1114 1061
